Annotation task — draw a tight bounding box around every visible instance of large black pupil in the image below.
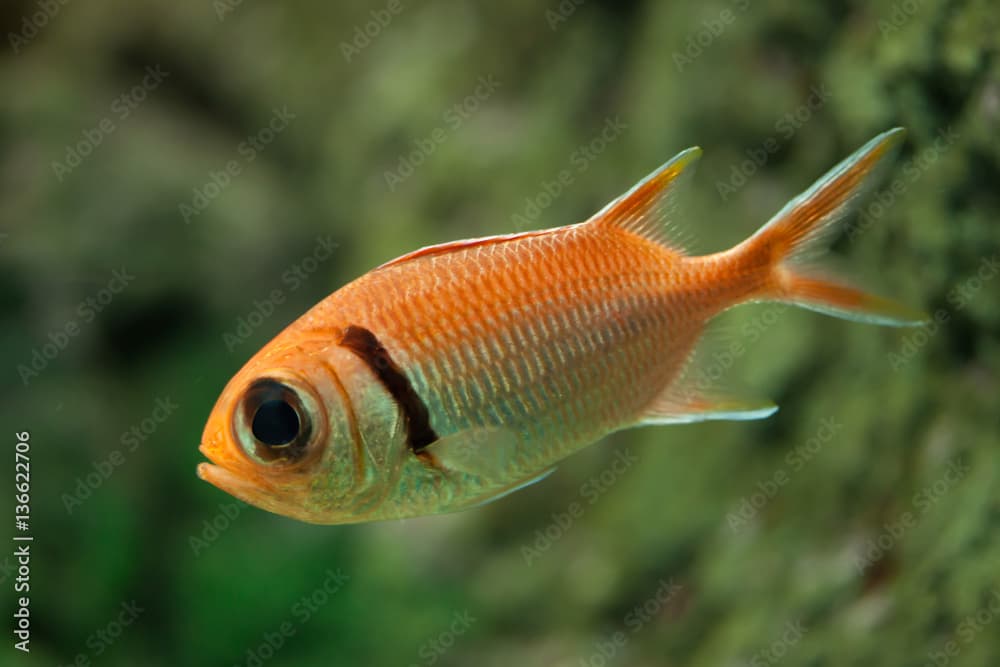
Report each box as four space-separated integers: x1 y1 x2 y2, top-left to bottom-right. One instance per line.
252 399 299 446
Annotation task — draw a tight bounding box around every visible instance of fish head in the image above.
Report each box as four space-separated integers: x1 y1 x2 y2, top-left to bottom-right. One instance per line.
198 337 382 524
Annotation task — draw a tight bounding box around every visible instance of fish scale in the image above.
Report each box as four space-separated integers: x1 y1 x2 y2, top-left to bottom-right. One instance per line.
198 129 926 524
325 229 689 463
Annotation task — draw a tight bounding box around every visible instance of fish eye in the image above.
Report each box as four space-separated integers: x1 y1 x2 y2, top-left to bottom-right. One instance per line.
237 378 314 465
252 398 299 446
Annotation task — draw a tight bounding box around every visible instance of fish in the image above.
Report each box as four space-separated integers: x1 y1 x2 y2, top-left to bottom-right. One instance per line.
198 127 925 525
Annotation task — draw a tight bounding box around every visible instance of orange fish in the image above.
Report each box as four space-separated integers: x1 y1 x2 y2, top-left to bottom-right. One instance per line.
198 128 924 524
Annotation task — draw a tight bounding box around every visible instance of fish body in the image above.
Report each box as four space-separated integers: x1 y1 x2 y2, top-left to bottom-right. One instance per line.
198 128 924 524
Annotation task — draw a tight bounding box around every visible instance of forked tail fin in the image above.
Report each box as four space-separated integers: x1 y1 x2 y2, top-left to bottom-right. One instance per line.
737 127 926 326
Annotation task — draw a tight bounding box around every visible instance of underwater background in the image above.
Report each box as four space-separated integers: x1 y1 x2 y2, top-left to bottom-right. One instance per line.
2 0 999 665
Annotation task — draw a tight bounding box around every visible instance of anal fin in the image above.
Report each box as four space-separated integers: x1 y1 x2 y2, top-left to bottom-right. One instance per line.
638 391 777 425
637 325 778 425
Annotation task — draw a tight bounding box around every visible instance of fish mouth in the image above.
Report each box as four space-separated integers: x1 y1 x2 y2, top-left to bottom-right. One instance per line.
198 440 305 519
197 438 272 507
197 457 329 524
196 460 262 507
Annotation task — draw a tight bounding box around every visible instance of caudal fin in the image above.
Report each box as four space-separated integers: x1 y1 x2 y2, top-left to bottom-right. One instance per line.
740 127 926 326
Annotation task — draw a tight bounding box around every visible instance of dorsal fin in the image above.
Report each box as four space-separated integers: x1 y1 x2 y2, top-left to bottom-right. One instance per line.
377 146 700 270
375 229 555 270
589 147 701 252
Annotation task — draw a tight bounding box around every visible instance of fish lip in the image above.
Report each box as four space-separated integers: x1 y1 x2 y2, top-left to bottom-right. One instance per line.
198 439 260 502
197 460 263 507
196 461 288 514
198 460 331 525
198 434 289 511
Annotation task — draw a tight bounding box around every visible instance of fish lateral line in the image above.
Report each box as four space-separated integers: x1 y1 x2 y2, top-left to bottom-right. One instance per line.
337 325 439 452
196 128 927 525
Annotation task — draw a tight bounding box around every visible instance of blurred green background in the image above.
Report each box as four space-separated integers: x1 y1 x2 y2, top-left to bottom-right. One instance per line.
2 0 999 665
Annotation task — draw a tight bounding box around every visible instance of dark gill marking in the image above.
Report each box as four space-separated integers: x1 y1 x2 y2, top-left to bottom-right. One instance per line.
338 325 438 452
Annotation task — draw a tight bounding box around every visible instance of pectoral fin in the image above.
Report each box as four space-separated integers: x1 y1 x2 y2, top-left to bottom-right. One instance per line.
420 426 523 477
420 426 557 510
465 467 557 509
